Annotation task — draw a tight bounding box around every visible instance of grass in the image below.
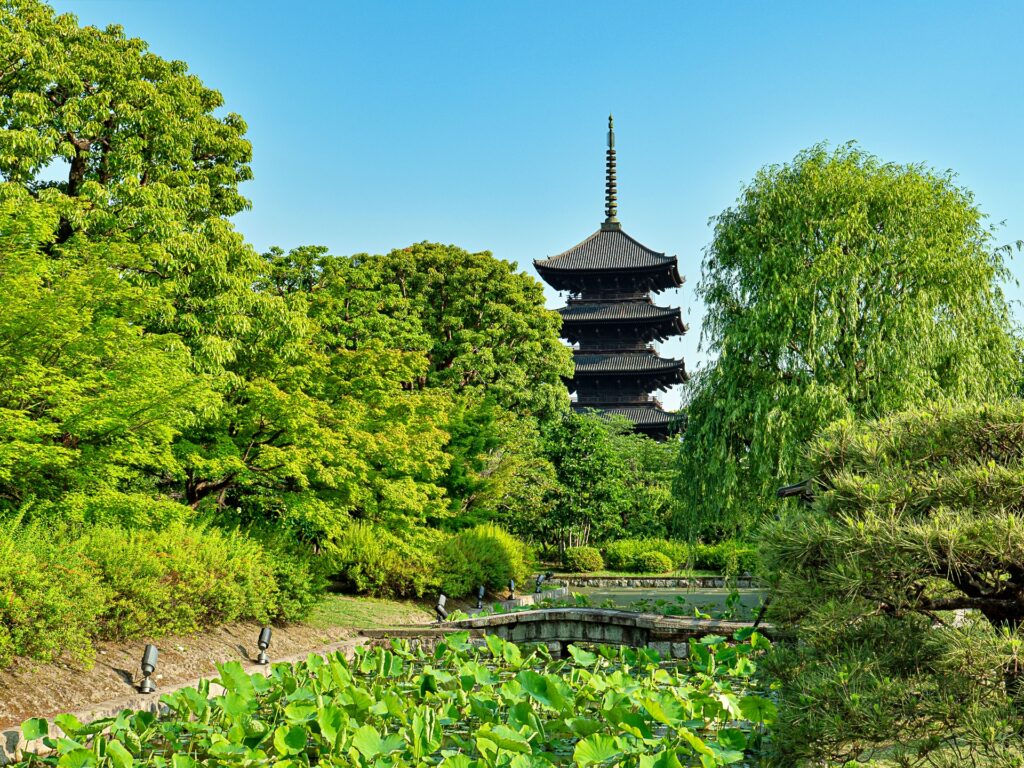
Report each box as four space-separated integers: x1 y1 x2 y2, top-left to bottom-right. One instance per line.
308 594 433 629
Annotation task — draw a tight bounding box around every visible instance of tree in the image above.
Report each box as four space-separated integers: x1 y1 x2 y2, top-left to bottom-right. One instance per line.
0 187 208 516
0 0 260 371
762 401 1024 764
610 431 677 539
371 243 574 418
676 144 1021 538
542 412 630 549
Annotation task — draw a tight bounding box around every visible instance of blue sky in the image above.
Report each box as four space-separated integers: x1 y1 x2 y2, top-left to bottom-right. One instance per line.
55 1 1024 409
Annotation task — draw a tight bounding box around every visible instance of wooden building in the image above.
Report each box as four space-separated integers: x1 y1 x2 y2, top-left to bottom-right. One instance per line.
535 117 686 439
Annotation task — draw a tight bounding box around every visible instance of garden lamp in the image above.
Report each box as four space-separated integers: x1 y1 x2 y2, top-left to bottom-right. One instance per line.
476 585 485 610
256 626 272 665
139 644 158 694
508 579 516 600
435 593 448 621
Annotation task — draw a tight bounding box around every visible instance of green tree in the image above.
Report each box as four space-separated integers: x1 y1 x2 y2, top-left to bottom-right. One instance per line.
0 187 208 517
610 431 677 539
762 401 1024 764
0 0 259 370
676 144 1021 537
543 412 629 549
371 243 574 418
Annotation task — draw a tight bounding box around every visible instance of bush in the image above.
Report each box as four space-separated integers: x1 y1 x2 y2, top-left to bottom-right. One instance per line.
435 524 531 598
689 541 760 576
603 538 687 572
562 546 604 573
634 550 673 573
0 519 302 667
326 523 439 598
0 521 109 667
75 522 278 638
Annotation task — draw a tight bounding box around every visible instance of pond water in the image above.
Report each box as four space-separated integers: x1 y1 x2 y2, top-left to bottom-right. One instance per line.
572 586 766 620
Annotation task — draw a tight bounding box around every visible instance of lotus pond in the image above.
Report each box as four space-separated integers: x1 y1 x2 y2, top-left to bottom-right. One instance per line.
16 630 776 767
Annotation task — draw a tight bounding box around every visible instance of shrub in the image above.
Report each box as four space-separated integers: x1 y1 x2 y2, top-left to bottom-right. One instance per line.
259 540 328 622
435 524 531 598
603 538 687 571
689 541 760 576
562 546 604 573
0 519 300 667
326 523 439 598
0 521 109 667
634 550 673 573
75 522 278 638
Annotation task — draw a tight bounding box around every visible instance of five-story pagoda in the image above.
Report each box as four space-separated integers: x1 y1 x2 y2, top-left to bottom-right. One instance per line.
535 117 686 439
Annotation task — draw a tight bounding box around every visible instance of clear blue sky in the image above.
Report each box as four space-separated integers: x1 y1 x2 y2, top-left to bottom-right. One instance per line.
55 1 1024 409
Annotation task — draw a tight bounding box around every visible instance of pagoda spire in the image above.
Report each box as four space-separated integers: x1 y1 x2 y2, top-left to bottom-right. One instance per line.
603 114 620 230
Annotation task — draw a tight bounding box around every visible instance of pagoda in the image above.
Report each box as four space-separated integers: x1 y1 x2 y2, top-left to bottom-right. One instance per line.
535 117 686 439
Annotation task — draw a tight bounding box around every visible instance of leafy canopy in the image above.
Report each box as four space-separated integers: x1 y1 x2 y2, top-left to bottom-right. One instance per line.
676 143 1021 537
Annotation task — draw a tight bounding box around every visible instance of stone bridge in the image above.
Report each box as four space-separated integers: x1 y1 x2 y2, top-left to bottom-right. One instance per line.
443 608 772 659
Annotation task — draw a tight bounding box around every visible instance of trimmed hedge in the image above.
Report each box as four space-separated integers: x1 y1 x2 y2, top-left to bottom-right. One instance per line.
603 538 687 572
634 550 673 573
562 546 604 573
600 537 761 576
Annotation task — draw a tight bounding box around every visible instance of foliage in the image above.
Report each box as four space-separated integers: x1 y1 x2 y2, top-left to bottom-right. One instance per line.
599 539 758 577
602 539 688 572
16 631 777 767
0 519 307 668
324 523 441 599
435 524 532 598
677 144 1021 538
633 550 673 574
0 190 210 514
762 400 1024 764
0 519 108 668
688 542 760 578
368 243 574 418
561 546 605 573
73 522 278 639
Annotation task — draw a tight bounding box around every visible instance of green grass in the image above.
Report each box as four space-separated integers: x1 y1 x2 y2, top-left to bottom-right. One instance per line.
308 594 433 629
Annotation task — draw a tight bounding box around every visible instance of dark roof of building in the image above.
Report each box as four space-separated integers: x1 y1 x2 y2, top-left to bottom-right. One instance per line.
535 226 678 272
602 405 676 427
572 351 683 374
572 403 677 427
559 302 681 323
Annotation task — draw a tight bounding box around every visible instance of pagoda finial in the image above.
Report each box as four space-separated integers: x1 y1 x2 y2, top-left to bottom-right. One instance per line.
602 114 620 230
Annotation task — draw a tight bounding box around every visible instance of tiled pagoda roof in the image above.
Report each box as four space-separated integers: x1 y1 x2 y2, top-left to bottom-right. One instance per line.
601 405 676 427
559 301 682 324
535 226 680 274
572 351 684 375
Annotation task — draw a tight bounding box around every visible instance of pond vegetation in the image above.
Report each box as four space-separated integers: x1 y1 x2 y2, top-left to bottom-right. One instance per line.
17 632 775 768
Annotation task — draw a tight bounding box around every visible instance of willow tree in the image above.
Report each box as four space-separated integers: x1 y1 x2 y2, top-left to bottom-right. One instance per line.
675 144 1021 537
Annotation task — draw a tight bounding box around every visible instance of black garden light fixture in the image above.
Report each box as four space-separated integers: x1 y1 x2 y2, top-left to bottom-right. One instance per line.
435 593 448 621
139 644 158 694
476 585 485 610
508 579 516 600
256 626 272 665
